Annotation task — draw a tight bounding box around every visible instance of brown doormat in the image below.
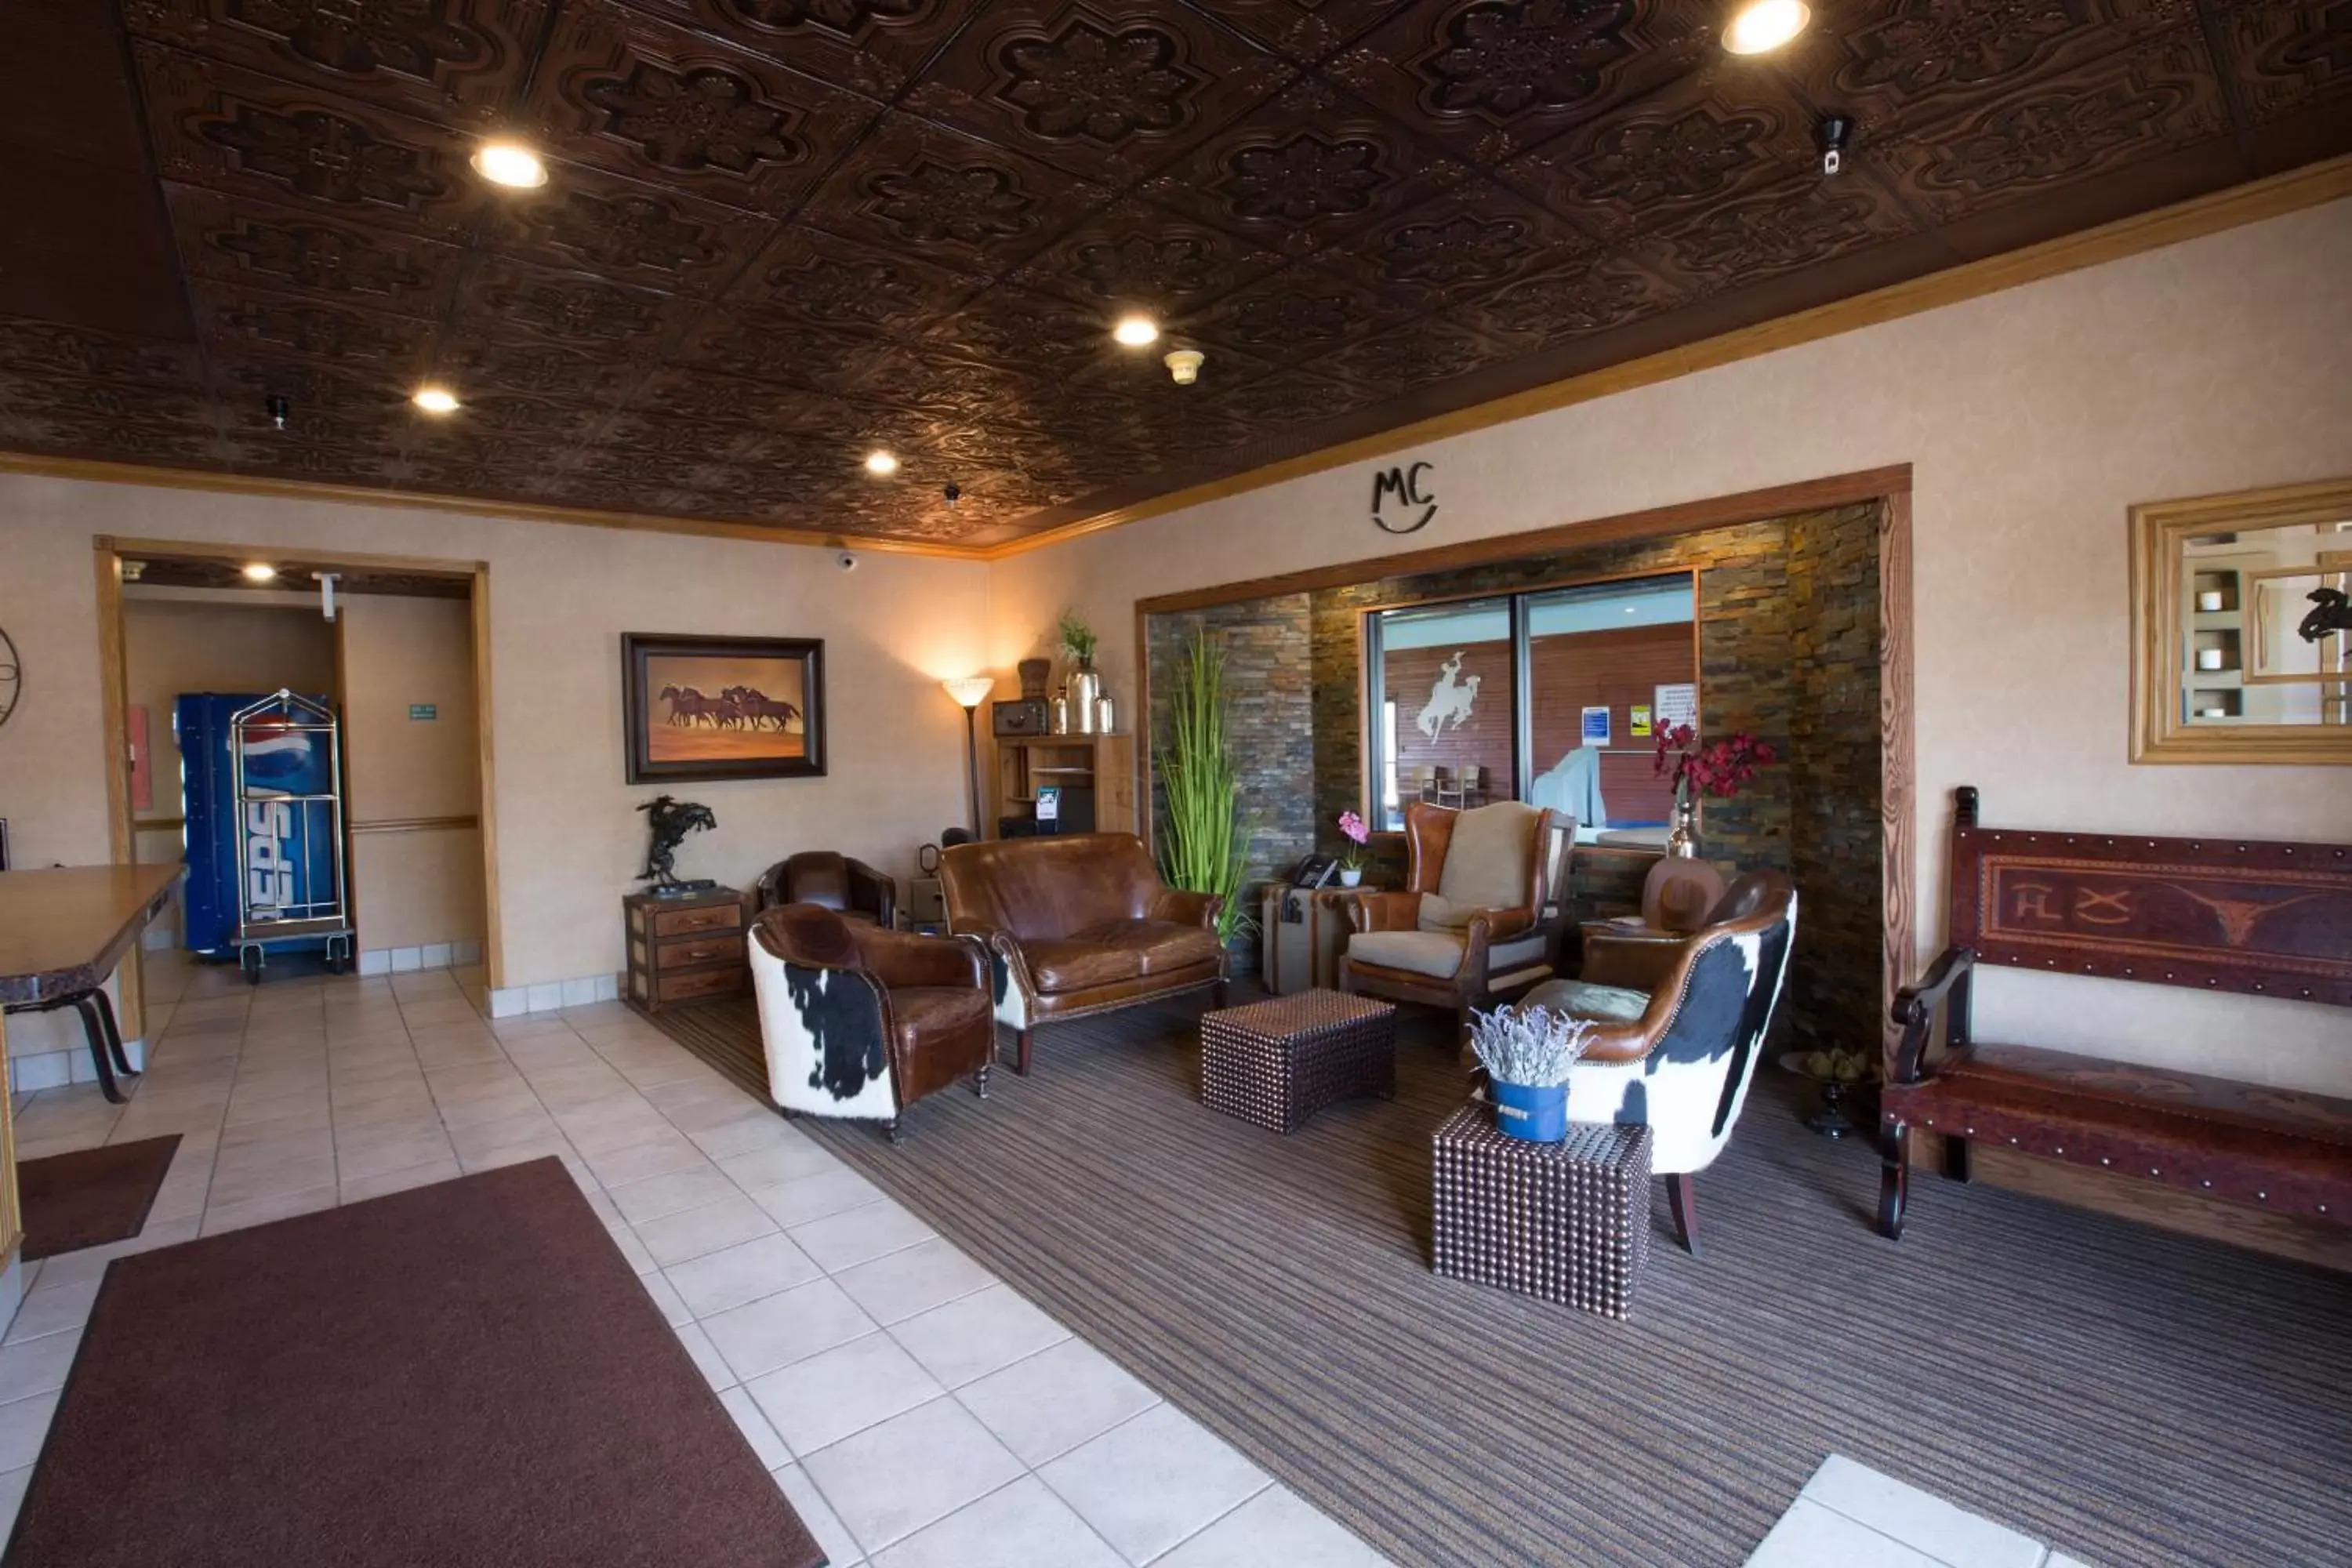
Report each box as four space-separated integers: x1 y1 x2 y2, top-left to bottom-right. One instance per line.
16 1134 181 1261
4 1157 822 1568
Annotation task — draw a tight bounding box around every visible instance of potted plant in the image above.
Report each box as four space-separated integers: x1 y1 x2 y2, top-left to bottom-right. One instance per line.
1652 723 1777 858
1334 810 1370 887
1155 630 1256 949
1058 608 1102 735
1467 1005 1594 1144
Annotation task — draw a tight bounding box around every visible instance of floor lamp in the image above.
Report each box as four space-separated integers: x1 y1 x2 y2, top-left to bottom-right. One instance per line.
942 678 993 837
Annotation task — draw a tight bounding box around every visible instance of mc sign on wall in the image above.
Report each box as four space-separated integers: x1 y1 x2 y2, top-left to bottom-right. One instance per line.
1371 460 1436 534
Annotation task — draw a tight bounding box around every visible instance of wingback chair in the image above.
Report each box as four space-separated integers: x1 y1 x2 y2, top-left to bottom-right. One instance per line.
1338 800 1571 1021
939 833 1225 1076
747 904 994 1142
755 851 896 928
1517 870 1798 1253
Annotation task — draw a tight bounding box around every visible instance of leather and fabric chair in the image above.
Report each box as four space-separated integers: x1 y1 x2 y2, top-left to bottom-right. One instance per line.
747 903 993 1142
938 833 1225 1076
1518 870 1798 1253
1338 800 1571 1021
755 851 895 928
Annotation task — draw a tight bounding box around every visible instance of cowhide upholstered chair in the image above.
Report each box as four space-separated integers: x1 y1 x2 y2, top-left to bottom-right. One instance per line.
748 903 993 1142
1338 800 1571 1022
755 851 896 928
1517 870 1798 1254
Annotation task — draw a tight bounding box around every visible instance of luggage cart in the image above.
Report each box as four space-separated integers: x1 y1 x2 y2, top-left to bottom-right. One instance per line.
227 691 354 982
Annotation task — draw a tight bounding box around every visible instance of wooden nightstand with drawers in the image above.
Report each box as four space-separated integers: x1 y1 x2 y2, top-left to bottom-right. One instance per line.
622 886 750 1014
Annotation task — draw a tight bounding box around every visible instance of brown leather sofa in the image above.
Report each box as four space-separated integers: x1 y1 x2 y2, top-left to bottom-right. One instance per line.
748 903 994 1142
939 833 1226 1076
755 851 895 927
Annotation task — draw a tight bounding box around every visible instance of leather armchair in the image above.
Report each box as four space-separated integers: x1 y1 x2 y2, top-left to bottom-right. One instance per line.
748 903 993 1142
1338 800 1571 1022
1517 871 1798 1252
756 851 895 928
939 833 1227 1076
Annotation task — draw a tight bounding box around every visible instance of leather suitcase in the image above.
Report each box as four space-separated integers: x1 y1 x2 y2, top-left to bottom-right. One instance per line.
1259 887 1350 994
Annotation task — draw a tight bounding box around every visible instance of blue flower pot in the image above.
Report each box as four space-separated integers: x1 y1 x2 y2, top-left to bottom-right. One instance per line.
1491 1080 1567 1143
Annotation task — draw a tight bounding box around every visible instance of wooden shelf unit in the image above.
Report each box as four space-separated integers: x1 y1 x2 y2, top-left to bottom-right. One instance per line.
992 733 1135 838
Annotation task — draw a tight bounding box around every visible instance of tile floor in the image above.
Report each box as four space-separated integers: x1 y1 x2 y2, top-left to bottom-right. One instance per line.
1746 1457 2100 1568
0 956 1391 1566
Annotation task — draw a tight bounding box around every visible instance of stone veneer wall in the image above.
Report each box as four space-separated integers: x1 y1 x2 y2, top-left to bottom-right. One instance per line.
1144 594 1316 974
1306 503 1882 1051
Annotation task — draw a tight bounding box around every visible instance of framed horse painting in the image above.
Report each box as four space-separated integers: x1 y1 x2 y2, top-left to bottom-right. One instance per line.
622 633 826 784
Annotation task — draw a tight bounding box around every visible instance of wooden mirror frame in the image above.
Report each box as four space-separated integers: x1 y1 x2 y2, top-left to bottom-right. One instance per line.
2129 477 2352 764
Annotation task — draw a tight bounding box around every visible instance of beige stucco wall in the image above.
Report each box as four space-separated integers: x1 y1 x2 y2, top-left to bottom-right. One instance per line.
987 197 2352 1092
0 480 992 992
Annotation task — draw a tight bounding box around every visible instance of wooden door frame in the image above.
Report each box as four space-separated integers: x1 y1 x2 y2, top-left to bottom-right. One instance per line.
91 536 506 1004
1132 463 1916 1052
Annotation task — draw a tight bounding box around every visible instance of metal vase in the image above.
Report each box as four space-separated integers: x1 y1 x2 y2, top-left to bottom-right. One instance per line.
1070 667 1102 735
1666 793 1699 858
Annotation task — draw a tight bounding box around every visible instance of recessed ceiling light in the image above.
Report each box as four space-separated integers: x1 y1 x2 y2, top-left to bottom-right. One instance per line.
412 386 461 415
242 563 278 583
471 140 548 189
1112 314 1160 347
1723 0 1809 53
865 450 899 476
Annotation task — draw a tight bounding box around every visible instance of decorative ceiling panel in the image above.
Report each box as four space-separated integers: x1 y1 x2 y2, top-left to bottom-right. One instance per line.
0 0 2345 551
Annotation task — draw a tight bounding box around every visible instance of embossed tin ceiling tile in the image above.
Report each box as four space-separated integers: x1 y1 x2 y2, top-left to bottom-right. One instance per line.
902 0 1293 185
0 375 210 433
1497 68 1816 244
131 44 487 244
476 160 778 297
613 0 967 104
191 281 441 377
1136 77 1475 256
914 281 1130 376
625 363 842 426
668 306 891 387
1309 310 1522 394
724 223 978 335
1621 164 1924 295
1449 254 1691 344
447 254 701 355
1312 176 1572 317
163 185 470 321
0 408 219 463
1767 0 2192 143
205 349 419 417
437 332 644 401
0 314 204 387
1185 0 1403 66
2201 0 2352 129
1175 262 1415 367
1867 33 2236 224
1334 0 1711 170
523 0 883 215
793 110 1116 279
1005 200 1290 316
219 434 403 482
122 0 549 127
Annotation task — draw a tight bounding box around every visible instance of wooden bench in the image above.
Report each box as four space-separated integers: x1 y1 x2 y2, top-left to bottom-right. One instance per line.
1878 787 2352 1240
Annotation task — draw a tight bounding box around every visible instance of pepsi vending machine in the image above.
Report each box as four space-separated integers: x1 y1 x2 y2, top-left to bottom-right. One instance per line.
177 690 354 981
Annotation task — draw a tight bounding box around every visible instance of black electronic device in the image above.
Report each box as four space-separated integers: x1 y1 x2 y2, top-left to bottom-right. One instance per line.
1288 855 1339 890
992 699 1051 737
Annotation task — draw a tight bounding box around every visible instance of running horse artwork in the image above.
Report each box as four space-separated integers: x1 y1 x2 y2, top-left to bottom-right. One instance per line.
624 633 828 784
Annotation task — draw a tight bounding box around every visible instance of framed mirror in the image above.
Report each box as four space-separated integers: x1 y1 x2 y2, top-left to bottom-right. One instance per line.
2131 477 2352 764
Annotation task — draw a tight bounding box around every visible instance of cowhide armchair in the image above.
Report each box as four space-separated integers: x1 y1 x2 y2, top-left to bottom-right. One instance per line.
1517 871 1798 1254
748 903 993 1142
755 851 896 928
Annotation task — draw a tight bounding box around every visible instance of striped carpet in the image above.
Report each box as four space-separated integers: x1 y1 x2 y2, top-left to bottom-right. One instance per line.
653 995 2352 1568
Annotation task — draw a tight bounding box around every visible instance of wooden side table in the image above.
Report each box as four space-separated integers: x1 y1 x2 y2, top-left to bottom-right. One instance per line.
1432 1105 1652 1319
623 887 749 1014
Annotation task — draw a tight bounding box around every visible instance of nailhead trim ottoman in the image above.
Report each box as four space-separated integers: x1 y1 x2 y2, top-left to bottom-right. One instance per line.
1431 1105 1652 1319
1200 989 1397 1134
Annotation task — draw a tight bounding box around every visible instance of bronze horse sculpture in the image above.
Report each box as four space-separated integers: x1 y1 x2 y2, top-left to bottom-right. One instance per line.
636 795 716 890
2300 587 2352 644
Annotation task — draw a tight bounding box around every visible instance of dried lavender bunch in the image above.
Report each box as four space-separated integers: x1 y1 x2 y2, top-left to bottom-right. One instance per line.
1468 1005 1594 1087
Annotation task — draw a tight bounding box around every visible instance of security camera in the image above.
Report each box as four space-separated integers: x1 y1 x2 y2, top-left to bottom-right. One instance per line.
837 550 858 572
943 482 961 506
1817 114 1853 177
266 394 291 431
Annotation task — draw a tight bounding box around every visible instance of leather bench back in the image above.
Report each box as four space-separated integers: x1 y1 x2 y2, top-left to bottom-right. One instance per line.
940 833 1163 943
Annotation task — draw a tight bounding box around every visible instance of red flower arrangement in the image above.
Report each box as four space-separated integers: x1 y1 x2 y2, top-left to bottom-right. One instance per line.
1653 723 1778 802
